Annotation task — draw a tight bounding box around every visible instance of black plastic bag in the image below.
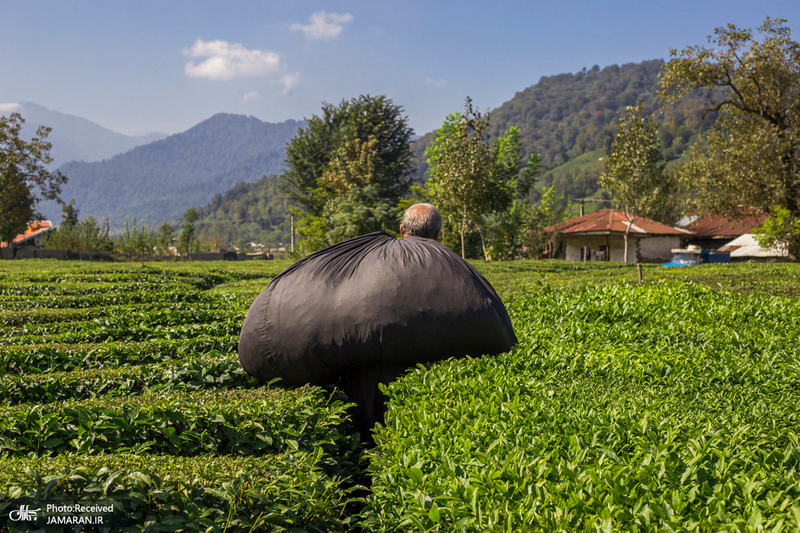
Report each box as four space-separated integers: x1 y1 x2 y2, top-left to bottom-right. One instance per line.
238 231 516 386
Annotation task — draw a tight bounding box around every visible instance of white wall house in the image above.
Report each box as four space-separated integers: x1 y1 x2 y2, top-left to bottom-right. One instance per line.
546 209 692 263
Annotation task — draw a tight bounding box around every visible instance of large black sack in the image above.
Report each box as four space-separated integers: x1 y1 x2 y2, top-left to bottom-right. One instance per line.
238 231 516 386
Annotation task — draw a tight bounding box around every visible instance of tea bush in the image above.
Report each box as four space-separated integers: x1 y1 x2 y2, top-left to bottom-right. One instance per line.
0 451 352 532
366 282 800 531
0 262 363 531
2 259 800 531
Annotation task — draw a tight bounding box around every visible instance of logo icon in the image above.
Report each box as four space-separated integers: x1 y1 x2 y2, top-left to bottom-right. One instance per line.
9 505 41 521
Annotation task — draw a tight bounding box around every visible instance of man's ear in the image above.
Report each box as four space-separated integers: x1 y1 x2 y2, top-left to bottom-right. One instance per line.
433 230 440 241
399 224 405 238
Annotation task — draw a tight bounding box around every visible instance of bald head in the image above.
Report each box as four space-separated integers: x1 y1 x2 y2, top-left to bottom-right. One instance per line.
400 203 442 240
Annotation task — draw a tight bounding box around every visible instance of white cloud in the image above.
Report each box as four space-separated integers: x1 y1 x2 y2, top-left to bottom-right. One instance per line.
291 11 353 40
0 102 22 113
424 78 446 88
242 91 260 102
279 73 300 95
184 39 284 81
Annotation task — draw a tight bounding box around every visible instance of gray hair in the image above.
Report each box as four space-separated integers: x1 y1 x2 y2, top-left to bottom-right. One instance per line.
402 203 442 238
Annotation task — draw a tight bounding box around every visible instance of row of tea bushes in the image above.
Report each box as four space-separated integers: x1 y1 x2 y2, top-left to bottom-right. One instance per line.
0 450 353 532
0 337 234 375
0 353 256 405
0 262 363 531
366 282 800 531
5 259 800 530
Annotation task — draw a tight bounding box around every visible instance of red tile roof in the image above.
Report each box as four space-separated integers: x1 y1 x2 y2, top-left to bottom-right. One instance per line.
681 212 767 238
0 220 54 247
545 209 692 236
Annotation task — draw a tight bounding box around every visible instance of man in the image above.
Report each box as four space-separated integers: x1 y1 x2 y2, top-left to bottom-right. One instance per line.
341 203 443 443
240 201 515 445
399 203 442 240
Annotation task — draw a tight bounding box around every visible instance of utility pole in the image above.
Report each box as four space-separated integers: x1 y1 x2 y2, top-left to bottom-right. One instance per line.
290 213 295 253
572 197 610 218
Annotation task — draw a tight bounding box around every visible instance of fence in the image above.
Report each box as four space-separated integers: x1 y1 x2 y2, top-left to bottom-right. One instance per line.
0 248 275 262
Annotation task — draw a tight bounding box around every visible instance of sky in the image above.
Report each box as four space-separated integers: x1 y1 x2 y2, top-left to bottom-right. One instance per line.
2 1 800 138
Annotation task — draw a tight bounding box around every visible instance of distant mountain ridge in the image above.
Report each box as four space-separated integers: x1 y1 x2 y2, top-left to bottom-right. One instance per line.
10 102 165 167
194 59 719 248
33 59 715 233
51 114 302 227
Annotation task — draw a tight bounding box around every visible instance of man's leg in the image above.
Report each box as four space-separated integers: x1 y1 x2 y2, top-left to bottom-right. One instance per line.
341 363 408 444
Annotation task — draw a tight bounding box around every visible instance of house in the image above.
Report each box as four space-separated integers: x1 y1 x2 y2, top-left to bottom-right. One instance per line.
674 211 787 260
545 209 692 263
0 221 55 248
676 212 768 249
718 234 788 261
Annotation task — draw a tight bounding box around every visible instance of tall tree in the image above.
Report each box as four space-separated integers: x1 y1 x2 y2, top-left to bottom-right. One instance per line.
117 217 156 255
659 17 800 258
0 113 67 245
425 98 539 259
599 101 670 262
156 222 175 255
178 208 199 254
282 95 414 251
61 199 79 229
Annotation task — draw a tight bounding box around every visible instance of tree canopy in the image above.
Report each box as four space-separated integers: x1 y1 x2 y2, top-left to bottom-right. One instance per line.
282 95 414 251
424 98 539 259
0 113 66 245
599 102 673 262
660 17 800 258
45 201 112 252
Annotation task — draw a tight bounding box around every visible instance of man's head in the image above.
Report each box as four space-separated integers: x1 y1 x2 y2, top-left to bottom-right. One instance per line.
400 203 442 240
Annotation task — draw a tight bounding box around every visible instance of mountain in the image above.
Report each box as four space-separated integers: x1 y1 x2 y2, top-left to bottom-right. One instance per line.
52 114 302 227
9 102 165 167
187 59 721 249
411 59 718 203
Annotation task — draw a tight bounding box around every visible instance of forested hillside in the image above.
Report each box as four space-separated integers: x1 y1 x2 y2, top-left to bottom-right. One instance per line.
53 114 302 227
194 175 291 250
412 59 718 202
116 59 721 247
191 60 720 249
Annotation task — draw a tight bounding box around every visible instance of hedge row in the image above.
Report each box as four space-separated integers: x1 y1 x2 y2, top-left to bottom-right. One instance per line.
0 451 355 532
1 337 235 375
0 353 258 405
0 387 355 459
365 282 800 531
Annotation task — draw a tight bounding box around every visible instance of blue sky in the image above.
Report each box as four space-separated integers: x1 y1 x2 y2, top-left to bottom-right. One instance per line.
2 1 799 137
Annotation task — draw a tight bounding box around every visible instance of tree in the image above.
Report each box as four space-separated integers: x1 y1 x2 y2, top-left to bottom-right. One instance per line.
178 208 199 254
156 222 175 255
0 113 67 245
117 217 156 255
753 206 800 257
659 17 800 258
282 95 414 251
483 200 531 260
599 101 670 262
424 98 539 259
45 201 112 252
61 199 79 229
323 185 400 245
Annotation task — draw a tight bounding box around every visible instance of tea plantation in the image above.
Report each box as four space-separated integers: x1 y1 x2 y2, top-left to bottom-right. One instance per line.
1 259 799 532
